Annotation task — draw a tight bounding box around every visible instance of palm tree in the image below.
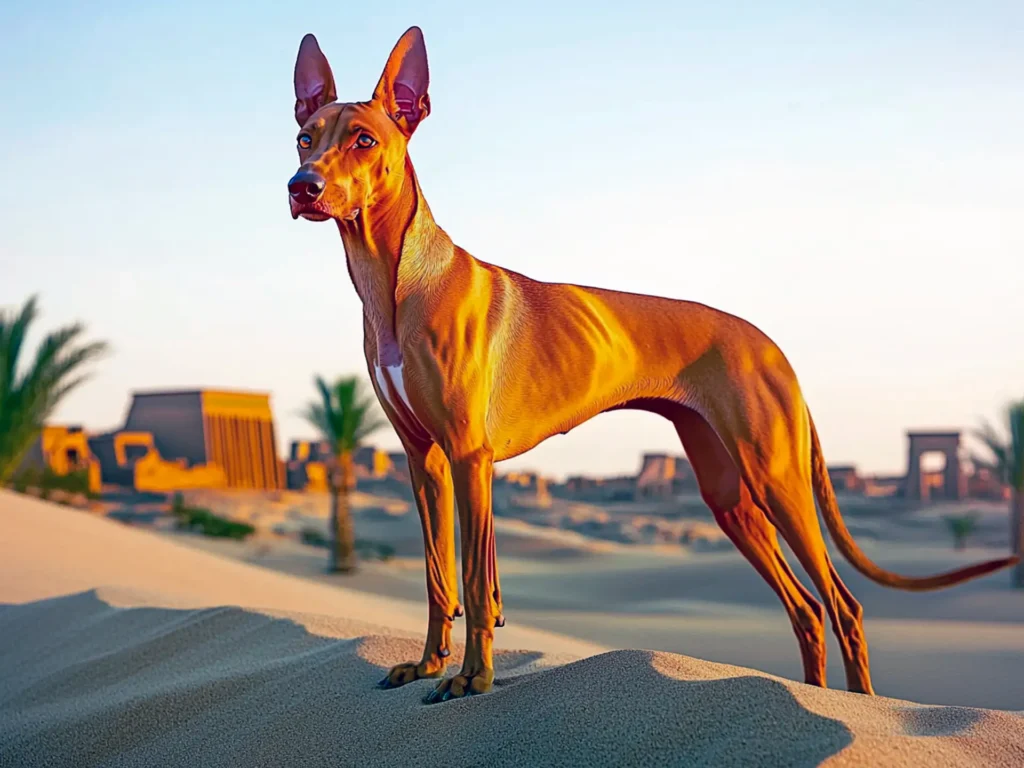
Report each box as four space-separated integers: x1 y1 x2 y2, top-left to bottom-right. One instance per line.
973 399 1024 587
0 295 108 486
302 375 387 573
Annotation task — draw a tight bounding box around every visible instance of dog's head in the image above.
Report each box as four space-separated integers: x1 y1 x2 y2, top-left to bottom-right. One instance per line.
287 28 430 223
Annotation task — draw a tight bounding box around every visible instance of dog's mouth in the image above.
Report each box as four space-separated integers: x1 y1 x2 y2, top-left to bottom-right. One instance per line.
289 197 330 222
290 198 361 223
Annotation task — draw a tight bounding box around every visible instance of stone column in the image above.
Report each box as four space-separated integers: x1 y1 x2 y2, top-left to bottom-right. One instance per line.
904 436 924 501
945 452 965 500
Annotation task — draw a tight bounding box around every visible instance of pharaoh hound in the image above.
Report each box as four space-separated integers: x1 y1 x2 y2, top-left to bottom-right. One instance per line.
286 27 1018 702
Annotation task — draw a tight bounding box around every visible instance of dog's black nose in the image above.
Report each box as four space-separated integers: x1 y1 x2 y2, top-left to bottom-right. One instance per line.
288 170 326 204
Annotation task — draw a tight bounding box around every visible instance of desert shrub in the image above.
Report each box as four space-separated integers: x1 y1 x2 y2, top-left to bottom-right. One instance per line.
8 466 97 499
301 527 329 547
374 541 396 561
10 466 39 494
171 496 254 540
356 539 395 562
944 511 980 551
41 467 96 498
196 512 254 540
300 528 394 561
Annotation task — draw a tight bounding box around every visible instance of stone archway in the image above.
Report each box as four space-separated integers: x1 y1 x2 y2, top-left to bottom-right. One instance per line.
904 431 965 502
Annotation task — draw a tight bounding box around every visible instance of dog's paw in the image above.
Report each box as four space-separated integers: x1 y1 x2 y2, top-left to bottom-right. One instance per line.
377 661 446 690
423 668 494 704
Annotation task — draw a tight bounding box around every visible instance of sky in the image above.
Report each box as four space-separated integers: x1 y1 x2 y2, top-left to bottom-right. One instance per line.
1 1 1022 480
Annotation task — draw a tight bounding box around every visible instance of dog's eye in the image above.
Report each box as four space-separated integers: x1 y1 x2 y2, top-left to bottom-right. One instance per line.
297 133 312 150
355 133 377 149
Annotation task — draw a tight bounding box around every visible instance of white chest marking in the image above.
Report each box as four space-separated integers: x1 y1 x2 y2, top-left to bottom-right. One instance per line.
374 363 415 415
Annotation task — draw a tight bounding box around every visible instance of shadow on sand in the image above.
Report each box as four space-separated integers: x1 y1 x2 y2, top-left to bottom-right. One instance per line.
0 590 854 767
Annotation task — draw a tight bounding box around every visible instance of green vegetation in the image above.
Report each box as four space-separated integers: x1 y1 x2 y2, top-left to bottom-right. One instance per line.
10 465 98 499
943 512 979 551
0 295 108 485
300 527 328 547
973 398 1024 587
299 526 395 562
359 540 396 562
170 492 255 540
302 375 388 574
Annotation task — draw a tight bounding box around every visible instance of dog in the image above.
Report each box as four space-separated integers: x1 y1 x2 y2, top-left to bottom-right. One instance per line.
286 27 1018 702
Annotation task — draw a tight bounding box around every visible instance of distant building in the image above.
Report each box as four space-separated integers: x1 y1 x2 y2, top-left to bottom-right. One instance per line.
966 466 1009 501
827 465 864 493
290 439 333 463
285 442 411 492
562 474 638 502
634 453 697 499
902 431 966 502
20 389 283 494
17 425 101 493
501 471 539 489
387 452 410 484
861 475 903 498
354 445 395 478
495 471 553 507
116 390 282 491
285 439 330 492
20 404 1011 507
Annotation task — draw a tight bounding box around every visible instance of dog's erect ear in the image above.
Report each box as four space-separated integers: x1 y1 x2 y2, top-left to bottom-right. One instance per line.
294 34 337 126
372 27 430 137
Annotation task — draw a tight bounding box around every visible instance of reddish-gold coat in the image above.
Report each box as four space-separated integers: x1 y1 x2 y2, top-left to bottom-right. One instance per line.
288 28 1019 702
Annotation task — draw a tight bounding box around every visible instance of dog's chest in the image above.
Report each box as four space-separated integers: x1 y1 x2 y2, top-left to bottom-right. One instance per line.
347 250 430 437
374 362 414 414
371 323 431 440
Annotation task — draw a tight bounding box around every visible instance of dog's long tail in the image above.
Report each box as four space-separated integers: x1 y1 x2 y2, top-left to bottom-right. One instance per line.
808 410 1019 591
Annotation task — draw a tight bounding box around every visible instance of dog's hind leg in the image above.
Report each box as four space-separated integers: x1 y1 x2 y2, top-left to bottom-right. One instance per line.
673 407 828 687
762 482 874 694
719 405 876 695
711 501 829 687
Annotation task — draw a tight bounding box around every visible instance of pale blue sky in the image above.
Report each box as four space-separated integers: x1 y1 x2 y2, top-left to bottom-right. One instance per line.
2 2 1022 479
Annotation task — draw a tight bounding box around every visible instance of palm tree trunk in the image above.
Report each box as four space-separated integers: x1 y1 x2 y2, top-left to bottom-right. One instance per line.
328 452 357 573
1013 489 1024 588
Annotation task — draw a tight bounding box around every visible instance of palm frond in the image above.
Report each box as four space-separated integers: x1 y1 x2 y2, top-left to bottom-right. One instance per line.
301 402 332 440
355 414 389 445
970 452 999 474
0 296 107 484
0 294 39 407
973 419 1011 485
27 340 108 417
973 401 1024 491
302 374 389 454
334 378 361 451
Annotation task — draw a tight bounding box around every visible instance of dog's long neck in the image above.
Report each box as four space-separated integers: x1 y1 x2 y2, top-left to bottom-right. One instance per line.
337 155 452 366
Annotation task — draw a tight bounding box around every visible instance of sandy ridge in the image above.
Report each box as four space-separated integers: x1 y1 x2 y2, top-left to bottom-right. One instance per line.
2 491 1022 767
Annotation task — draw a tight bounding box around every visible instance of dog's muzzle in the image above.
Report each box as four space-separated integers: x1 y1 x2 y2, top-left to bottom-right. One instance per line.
287 170 326 205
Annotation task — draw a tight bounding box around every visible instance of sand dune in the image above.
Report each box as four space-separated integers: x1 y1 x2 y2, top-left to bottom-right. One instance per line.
2 490 1023 767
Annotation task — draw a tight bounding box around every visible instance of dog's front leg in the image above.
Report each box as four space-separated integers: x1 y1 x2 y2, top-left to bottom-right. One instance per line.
425 445 502 702
378 439 460 689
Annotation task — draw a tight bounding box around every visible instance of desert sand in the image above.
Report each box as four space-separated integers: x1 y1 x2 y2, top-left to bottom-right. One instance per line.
154 486 1024 709
2 489 1023 767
